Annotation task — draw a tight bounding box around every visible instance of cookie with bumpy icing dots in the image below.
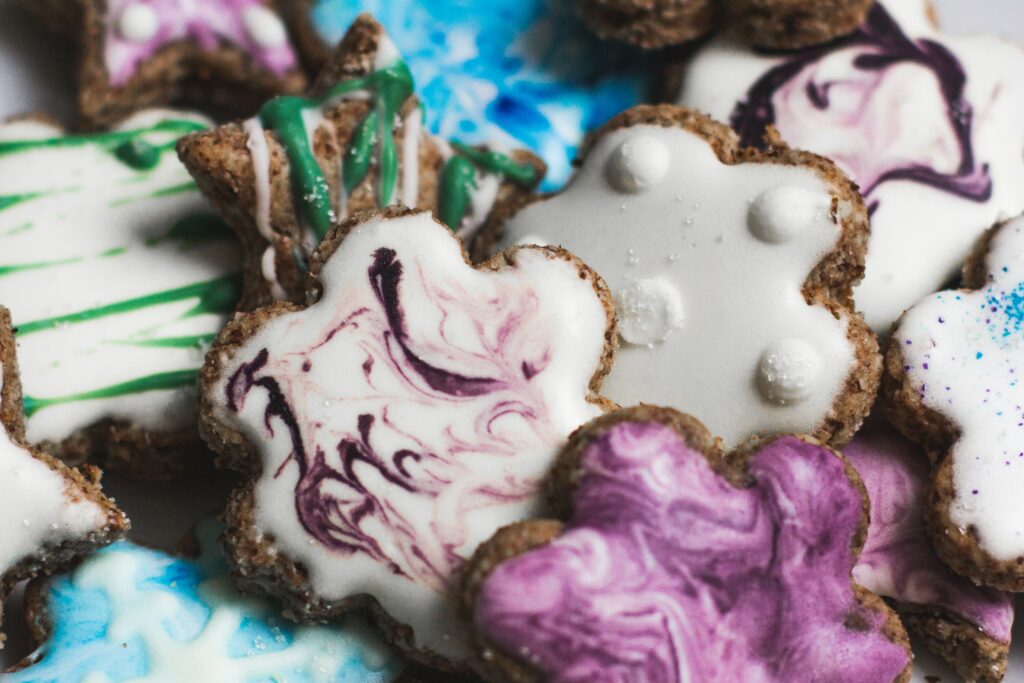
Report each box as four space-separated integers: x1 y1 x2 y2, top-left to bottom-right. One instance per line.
677 0 1024 333
0 110 241 480
575 0 714 50
489 105 879 450
886 214 1024 591
198 208 616 670
0 305 127 646
727 0 876 49
285 0 650 189
178 14 545 311
6 518 406 682
26 0 306 127
848 420 1013 682
463 405 912 683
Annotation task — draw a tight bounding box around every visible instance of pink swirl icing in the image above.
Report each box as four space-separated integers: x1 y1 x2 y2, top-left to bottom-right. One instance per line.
474 422 910 682
848 422 1014 642
105 0 297 87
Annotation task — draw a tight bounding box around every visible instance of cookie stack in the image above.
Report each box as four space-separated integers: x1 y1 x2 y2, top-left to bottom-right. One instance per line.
1 1 1022 681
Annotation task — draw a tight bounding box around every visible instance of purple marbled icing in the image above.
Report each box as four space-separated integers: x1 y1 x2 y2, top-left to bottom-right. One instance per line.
474 422 910 682
105 0 297 86
848 422 1014 642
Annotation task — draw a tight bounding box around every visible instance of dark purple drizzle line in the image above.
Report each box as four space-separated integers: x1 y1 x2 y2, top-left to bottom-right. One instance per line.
731 4 992 209
223 249 507 577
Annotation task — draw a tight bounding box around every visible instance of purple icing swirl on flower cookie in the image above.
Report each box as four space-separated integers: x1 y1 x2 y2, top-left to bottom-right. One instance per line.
474 422 910 682
732 4 991 212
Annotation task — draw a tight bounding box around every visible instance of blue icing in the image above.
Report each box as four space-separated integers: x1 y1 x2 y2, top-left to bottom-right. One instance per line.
310 0 651 188
986 281 1024 340
8 521 403 683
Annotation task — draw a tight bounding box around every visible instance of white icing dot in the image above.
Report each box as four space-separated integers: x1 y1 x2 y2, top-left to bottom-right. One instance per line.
242 5 288 50
615 277 684 347
118 4 159 43
758 339 822 405
748 186 829 244
605 135 670 194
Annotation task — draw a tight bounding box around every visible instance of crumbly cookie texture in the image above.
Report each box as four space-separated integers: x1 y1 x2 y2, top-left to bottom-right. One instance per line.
848 420 1013 682
485 104 879 450
677 0 1024 333
728 0 876 49
576 0 715 49
198 208 617 671
0 305 127 646
178 14 544 311
26 0 306 127
0 110 241 479
463 405 912 683
886 215 1024 591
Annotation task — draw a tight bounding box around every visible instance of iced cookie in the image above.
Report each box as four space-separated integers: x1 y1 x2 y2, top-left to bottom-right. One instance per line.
886 215 1024 591
27 0 306 126
198 209 616 669
677 0 1024 332
488 105 878 450
575 0 714 50
0 110 241 479
286 0 651 187
6 518 405 681
727 0 876 49
463 406 912 683
178 15 545 310
848 420 1013 682
0 306 127 645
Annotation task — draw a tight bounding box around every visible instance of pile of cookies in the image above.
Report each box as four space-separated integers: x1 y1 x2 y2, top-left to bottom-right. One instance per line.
1 0 1022 681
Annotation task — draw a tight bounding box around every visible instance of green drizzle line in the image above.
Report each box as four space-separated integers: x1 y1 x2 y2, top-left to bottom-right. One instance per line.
23 369 198 418
437 141 539 231
258 60 415 240
0 192 46 211
16 274 241 336
0 247 125 278
114 333 216 349
146 213 234 247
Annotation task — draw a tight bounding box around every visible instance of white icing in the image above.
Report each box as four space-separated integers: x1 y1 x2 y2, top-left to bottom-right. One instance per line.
614 277 684 347
500 124 856 448
757 338 822 404
244 118 274 242
118 4 160 43
211 212 609 659
605 134 670 194
748 186 831 244
894 216 1024 560
677 5 1024 332
241 5 288 50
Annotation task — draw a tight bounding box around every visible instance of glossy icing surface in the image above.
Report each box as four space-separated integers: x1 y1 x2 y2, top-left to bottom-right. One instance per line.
7 520 403 683
0 111 241 444
894 216 1024 561
209 212 610 659
678 0 1024 332
474 422 910 682
848 421 1014 642
499 123 856 449
308 0 649 188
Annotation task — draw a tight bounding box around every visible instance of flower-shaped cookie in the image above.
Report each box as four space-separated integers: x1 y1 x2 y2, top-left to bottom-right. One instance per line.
887 215 1024 590
179 15 544 309
464 406 912 682
29 0 306 125
491 105 879 449
678 0 1024 331
0 306 127 641
199 209 616 669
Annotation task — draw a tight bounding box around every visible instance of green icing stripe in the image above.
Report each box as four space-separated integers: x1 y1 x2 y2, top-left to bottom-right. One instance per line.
113 333 216 349
0 192 47 211
437 142 539 231
258 60 415 240
23 369 198 418
16 274 241 336
0 247 126 278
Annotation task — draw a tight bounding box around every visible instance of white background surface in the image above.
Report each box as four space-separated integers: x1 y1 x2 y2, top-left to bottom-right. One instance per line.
0 0 1022 680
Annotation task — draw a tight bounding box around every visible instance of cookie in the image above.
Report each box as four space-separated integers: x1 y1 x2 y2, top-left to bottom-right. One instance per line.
0 110 241 480
178 15 545 310
575 0 714 50
6 517 406 680
462 405 912 682
27 0 306 127
0 305 127 646
677 0 1024 332
885 215 1024 591
285 0 651 186
197 208 616 670
727 0 876 49
848 420 1013 682
486 105 879 450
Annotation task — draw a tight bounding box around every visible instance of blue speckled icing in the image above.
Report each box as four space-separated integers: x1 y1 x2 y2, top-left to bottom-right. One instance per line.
310 0 651 188
7 521 403 683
